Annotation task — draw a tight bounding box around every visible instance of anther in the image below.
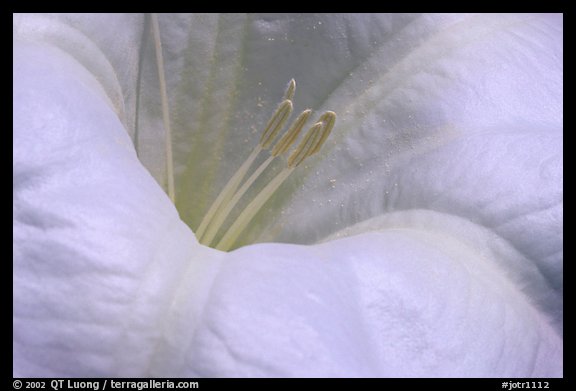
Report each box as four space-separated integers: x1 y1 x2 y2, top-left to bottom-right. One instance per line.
288 122 324 168
310 111 336 155
259 99 293 149
271 109 312 157
283 79 296 101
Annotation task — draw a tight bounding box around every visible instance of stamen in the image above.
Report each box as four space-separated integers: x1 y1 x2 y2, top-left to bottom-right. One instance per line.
216 120 335 251
215 167 293 251
202 109 311 246
196 78 336 251
151 14 175 203
310 111 336 155
195 145 261 241
283 79 296 101
271 109 312 156
201 155 274 246
259 100 293 149
288 122 324 168
197 85 294 242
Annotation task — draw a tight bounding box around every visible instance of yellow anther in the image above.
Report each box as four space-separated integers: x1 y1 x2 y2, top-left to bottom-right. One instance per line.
271 109 312 157
283 79 296 101
259 99 293 149
309 111 336 155
288 122 324 168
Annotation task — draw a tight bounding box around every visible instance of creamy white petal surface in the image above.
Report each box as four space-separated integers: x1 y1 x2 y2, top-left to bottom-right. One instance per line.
13 13 562 377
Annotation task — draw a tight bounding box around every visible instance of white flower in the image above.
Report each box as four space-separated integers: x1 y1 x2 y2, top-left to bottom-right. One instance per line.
13 13 562 377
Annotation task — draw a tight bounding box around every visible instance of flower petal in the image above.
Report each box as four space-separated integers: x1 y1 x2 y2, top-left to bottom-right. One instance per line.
260 13 562 248
13 39 221 376
172 233 562 377
249 13 563 329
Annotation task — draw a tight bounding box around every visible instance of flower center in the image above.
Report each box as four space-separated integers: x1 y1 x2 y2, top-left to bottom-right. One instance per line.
195 79 336 251
150 18 334 251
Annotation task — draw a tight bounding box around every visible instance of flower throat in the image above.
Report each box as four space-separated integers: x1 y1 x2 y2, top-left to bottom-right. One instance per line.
150 16 335 251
